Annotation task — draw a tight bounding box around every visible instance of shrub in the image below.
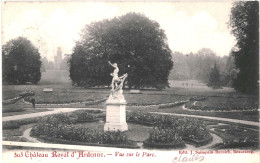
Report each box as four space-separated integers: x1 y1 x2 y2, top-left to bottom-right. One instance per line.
144 127 185 149
148 127 183 144
189 96 207 101
71 110 97 123
127 110 158 125
185 102 258 111
31 114 73 138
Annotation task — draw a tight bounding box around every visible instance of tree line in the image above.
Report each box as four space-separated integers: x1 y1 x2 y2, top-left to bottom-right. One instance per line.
169 49 237 88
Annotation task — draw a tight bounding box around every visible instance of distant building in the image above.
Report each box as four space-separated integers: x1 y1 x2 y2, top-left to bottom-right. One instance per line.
54 47 63 69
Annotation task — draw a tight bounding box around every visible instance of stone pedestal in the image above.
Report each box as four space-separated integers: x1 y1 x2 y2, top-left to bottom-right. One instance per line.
104 92 128 131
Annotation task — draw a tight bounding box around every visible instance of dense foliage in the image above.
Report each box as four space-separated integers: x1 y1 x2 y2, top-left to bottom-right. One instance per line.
69 12 173 89
144 127 185 148
207 63 221 89
2 37 42 84
169 49 228 83
229 1 259 94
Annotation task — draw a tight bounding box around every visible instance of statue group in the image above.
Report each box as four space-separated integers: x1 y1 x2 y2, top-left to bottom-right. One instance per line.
104 61 128 131
108 61 128 98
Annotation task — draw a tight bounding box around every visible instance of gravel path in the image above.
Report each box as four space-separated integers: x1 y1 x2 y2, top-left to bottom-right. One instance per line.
22 128 41 143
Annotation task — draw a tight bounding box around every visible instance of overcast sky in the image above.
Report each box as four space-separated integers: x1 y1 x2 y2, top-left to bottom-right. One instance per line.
2 1 236 61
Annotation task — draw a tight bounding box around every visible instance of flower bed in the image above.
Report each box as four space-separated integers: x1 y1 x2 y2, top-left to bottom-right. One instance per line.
125 94 189 107
69 110 105 123
210 125 259 149
185 96 258 112
31 114 135 147
189 96 207 101
127 111 212 147
143 127 185 149
185 102 258 112
69 110 98 123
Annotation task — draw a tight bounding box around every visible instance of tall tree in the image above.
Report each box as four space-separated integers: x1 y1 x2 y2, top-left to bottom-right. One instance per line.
208 63 221 89
69 13 173 89
2 37 42 84
229 1 259 93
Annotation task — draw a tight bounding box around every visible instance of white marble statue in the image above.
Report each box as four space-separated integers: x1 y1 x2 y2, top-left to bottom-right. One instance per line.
108 61 128 98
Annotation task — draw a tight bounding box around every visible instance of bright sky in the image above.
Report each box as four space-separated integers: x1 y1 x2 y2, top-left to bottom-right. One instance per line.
2 1 236 61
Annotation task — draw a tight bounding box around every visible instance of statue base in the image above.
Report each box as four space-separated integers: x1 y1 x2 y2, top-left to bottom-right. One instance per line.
104 94 128 132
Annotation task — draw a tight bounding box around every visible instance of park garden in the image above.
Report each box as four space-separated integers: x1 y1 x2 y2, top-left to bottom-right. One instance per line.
2 1 259 151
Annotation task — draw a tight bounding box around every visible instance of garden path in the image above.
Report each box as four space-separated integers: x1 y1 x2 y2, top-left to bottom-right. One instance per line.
22 128 41 143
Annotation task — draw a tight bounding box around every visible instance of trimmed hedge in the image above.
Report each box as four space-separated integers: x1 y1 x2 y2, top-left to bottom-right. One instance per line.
70 110 98 123
185 102 257 111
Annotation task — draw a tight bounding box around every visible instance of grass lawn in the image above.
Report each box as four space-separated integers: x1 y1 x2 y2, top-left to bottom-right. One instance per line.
3 83 109 103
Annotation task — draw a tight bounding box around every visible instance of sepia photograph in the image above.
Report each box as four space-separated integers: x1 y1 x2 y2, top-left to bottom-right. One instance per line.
1 0 259 163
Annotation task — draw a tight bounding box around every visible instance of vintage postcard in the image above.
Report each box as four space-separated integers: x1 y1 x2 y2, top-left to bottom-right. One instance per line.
1 0 259 163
